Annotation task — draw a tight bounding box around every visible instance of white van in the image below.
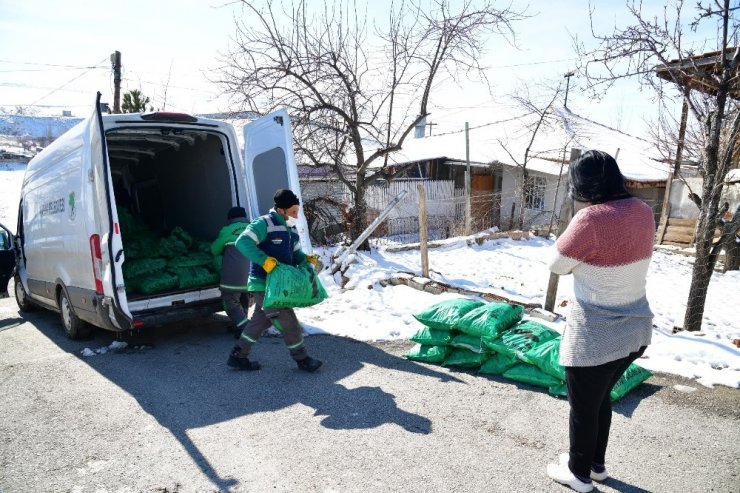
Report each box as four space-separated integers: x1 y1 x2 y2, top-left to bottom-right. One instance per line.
6 93 310 339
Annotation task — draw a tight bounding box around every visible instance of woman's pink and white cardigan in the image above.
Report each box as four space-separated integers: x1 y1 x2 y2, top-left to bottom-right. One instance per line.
549 197 655 367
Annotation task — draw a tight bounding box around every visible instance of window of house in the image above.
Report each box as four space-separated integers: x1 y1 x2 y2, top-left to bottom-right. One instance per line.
524 176 546 210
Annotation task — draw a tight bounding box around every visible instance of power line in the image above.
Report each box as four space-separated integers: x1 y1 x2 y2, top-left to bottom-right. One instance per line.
0 59 108 69
121 76 219 94
0 67 107 73
28 57 110 107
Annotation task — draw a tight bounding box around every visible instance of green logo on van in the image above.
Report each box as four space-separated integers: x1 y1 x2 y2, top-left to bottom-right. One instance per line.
68 192 76 220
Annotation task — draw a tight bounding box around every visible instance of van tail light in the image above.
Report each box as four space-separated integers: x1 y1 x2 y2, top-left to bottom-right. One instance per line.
140 112 197 123
89 234 104 295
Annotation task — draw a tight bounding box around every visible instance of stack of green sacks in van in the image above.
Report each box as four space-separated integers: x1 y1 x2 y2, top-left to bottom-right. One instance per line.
119 209 219 296
404 298 652 401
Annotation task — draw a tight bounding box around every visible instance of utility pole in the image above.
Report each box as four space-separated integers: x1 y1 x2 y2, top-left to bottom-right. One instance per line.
426 121 437 136
563 71 575 108
111 51 122 114
464 122 472 235
544 148 581 312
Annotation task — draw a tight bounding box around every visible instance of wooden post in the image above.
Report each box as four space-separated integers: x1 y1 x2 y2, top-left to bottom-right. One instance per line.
418 184 429 277
464 122 472 235
544 148 579 312
111 51 122 114
657 85 691 244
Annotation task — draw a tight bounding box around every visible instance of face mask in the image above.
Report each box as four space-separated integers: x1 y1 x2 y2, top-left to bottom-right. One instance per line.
285 216 298 227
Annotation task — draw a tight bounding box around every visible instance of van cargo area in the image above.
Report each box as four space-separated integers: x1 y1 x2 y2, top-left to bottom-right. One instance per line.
107 126 235 300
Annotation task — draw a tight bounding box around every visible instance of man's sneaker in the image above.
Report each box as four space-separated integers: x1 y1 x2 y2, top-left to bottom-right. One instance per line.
547 456 593 493
297 356 322 372
227 347 260 371
559 453 608 482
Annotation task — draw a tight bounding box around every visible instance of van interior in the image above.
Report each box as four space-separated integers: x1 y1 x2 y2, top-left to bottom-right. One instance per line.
106 127 236 299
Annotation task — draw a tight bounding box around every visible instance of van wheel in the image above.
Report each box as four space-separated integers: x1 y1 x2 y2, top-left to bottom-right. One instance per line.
14 275 36 312
59 289 91 340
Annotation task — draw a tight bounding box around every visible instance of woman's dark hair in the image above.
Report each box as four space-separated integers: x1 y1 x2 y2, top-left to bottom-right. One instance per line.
568 150 631 204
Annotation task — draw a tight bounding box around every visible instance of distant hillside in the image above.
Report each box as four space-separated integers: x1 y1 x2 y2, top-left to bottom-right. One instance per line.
0 114 83 140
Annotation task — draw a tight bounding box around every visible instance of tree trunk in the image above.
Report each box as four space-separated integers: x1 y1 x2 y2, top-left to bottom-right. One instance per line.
682 148 725 331
517 169 528 229
682 217 716 331
350 173 370 250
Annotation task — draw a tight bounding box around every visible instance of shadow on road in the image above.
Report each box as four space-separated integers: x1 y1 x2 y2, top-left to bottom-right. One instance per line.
27 309 462 492
599 476 653 492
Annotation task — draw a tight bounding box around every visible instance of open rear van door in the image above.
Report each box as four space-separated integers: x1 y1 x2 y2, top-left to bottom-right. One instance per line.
243 109 312 254
0 223 14 296
90 93 131 328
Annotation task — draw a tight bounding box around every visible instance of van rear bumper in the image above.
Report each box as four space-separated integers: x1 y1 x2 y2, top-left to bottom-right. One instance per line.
129 298 222 329
95 295 222 332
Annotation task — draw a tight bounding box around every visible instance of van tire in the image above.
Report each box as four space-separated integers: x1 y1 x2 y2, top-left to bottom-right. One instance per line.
14 274 37 312
58 289 91 340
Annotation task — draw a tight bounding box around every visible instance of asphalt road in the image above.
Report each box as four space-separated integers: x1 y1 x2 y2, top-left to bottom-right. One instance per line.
0 295 738 493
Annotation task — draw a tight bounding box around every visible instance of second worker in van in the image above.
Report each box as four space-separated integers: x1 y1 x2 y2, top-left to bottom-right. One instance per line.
227 189 322 372
211 206 251 338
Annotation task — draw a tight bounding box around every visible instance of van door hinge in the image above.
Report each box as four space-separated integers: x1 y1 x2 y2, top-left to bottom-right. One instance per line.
274 116 283 126
88 169 94 182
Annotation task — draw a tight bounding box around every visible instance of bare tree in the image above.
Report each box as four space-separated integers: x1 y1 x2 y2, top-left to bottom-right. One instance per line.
498 81 564 229
216 0 526 245
574 0 739 331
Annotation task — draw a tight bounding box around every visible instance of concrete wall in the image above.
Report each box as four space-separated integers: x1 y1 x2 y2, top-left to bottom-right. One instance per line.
500 166 568 229
669 177 740 219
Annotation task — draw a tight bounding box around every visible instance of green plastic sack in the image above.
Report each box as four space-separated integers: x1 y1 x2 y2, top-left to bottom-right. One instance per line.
449 333 489 354
410 327 455 346
171 266 219 289
117 208 149 236
521 338 565 381
168 252 213 268
263 264 328 309
413 298 484 330
483 320 560 358
195 240 212 253
548 364 653 401
136 272 179 294
158 227 193 258
610 364 652 401
549 382 567 397
123 257 167 279
404 344 450 364
125 233 160 260
478 352 519 375
456 302 524 338
503 364 563 388
443 348 489 368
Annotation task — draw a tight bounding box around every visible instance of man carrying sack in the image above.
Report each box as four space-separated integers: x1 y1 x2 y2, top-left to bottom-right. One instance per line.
227 189 322 372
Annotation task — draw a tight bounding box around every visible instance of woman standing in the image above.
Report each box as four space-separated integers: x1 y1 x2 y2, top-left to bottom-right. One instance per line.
547 150 655 492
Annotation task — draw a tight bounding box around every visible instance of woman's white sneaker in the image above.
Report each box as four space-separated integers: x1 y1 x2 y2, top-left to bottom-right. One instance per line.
558 452 609 482
548 456 594 493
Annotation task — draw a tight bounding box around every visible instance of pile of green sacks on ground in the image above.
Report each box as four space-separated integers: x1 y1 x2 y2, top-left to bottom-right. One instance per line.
403 298 652 401
119 209 219 296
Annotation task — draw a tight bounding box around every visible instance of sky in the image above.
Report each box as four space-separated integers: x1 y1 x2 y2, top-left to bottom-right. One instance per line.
0 0 722 137
0 162 738 389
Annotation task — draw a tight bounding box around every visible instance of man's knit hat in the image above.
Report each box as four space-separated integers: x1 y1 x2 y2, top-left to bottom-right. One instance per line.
227 206 247 220
274 189 300 209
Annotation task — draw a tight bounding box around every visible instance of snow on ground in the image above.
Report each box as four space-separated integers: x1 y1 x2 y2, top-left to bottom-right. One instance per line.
298 235 740 389
0 164 738 389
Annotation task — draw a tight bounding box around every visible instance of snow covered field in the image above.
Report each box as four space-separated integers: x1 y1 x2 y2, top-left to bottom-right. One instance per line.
0 164 738 389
